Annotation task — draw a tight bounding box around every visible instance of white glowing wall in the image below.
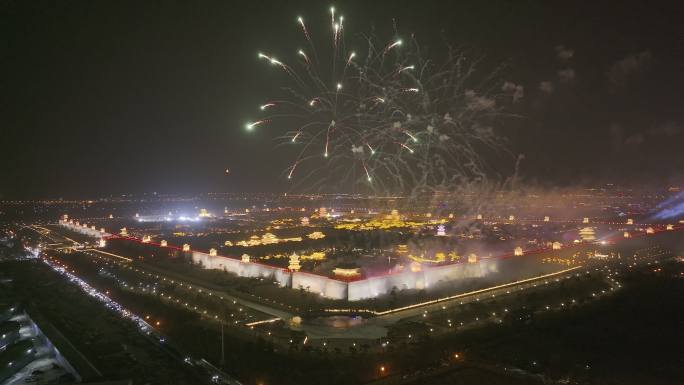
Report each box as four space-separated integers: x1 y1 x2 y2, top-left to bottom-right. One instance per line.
190 251 497 301
61 217 500 302
349 270 420 301
424 258 499 287
191 251 291 287
348 259 499 301
291 272 348 300
59 220 109 238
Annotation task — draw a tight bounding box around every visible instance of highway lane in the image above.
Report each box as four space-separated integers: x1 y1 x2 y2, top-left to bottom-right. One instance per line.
27 227 244 385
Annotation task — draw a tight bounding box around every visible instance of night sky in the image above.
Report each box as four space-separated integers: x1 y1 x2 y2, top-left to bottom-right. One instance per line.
2 1 683 199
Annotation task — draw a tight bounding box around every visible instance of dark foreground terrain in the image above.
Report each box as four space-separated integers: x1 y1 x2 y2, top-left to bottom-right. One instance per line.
2 233 683 384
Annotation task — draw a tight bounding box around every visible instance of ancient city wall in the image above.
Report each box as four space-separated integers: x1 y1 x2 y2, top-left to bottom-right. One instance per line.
58 221 497 301
58 220 108 238
348 259 499 301
190 251 291 287
291 271 348 300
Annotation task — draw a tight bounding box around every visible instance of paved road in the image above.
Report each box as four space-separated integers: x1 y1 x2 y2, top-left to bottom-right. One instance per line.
369 266 584 325
129 260 295 321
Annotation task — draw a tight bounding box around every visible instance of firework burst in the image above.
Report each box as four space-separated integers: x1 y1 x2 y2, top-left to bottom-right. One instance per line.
249 7 516 200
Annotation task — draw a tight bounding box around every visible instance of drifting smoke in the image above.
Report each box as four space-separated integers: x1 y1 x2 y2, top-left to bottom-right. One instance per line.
502 81 524 102
608 51 652 88
249 7 519 205
539 81 554 94
557 68 576 83
555 45 574 61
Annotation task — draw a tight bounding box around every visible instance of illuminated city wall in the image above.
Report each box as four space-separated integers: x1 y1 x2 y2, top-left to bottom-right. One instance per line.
291 272 347 300
423 258 499 287
189 248 497 301
348 259 499 301
183 250 497 301
58 220 107 238
348 270 421 301
59 216 498 302
191 251 291 287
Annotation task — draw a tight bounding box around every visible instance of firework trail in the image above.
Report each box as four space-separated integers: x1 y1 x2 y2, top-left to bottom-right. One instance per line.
247 7 518 202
